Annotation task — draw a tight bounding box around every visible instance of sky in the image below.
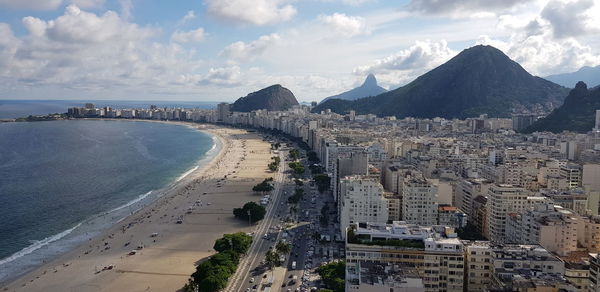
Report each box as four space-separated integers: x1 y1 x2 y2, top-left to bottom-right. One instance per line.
0 0 599 102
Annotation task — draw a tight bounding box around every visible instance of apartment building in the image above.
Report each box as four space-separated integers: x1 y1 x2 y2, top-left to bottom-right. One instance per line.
506 203 580 256
339 176 389 239
487 184 531 243
402 177 439 226
345 222 463 292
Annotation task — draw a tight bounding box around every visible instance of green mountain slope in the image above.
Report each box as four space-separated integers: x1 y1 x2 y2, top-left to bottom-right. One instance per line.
313 45 568 119
523 82 600 133
231 84 299 112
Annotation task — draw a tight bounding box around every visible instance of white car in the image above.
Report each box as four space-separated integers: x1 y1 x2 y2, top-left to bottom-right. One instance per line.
249 277 255 283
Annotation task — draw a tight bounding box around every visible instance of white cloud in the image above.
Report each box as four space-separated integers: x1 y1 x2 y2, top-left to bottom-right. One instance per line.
0 5 209 94
407 0 536 15
318 13 369 38
221 33 281 61
171 28 206 43
478 34 600 77
182 10 196 23
199 66 242 86
353 40 456 86
205 0 296 26
540 0 600 38
475 0 600 76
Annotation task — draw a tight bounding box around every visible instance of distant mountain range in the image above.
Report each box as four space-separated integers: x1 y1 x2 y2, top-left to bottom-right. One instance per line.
523 81 600 133
319 74 387 104
545 65 600 88
313 45 568 119
231 84 299 112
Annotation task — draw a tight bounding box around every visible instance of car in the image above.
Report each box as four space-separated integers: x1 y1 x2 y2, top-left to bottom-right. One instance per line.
246 288 251 292
249 278 255 283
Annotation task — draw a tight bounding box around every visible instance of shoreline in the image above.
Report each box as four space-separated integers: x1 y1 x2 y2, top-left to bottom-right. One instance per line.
0 119 222 284
1 120 274 291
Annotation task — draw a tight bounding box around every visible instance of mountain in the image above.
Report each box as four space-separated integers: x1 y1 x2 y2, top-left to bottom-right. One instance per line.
523 82 600 133
545 65 600 88
231 84 299 112
319 74 387 104
313 45 568 119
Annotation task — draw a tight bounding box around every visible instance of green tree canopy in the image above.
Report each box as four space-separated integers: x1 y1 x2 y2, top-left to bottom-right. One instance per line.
213 232 253 254
313 174 331 193
265 249 283 270
275 240 291 255
233 202 266 223
316 261 346 292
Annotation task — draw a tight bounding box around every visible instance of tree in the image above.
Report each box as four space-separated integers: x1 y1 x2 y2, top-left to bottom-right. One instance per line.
275 240 291 255
264 249 280 270
268 162 278 172
252 179 274 193
268 156 280 172
186 233 254 292
288 149 300 160
316 261 346 292
233 202 266 223
313 174 331 193
287 188 304 204
213 232 253 254
288 162 305 175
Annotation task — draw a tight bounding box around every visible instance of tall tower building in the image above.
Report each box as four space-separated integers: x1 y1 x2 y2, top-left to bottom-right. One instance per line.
217 102 230 122
487 184 530 243
339 176 389 238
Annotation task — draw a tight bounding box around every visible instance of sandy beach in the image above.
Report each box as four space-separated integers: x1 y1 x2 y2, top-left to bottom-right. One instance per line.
1 122 274 292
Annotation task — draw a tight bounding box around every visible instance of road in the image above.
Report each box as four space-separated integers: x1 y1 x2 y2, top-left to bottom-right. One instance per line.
225 149 290 292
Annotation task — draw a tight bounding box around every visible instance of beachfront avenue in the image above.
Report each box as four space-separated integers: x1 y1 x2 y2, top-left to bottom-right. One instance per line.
224 148 288 292
225 136 343 292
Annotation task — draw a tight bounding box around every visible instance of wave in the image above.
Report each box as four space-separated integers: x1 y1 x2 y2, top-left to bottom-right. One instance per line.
176 165 199 182
107 190 153 214
0 222 82 266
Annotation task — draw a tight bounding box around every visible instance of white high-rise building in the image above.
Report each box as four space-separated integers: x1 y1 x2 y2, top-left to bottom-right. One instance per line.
401 177 438 226
487 184 530 243
339 176 389 238
217 102 230 122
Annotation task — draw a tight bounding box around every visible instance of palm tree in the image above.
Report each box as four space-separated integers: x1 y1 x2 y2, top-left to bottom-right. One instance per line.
264 249 280 270
275 240 291 255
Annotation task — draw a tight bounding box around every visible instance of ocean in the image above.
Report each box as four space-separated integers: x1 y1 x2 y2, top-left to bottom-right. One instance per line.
0 119 218 283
